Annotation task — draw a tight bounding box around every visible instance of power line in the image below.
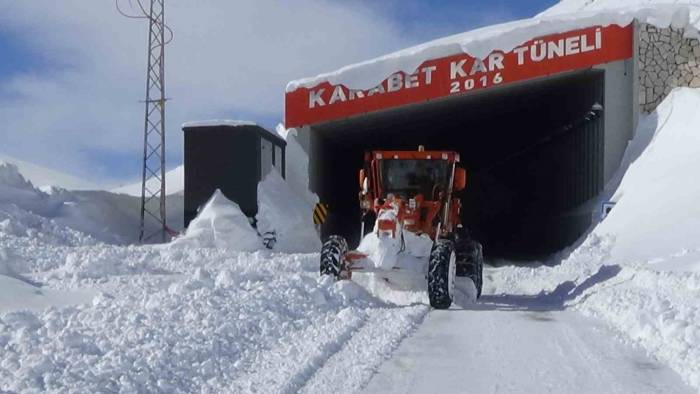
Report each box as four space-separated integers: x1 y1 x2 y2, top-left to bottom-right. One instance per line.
116 0 174 44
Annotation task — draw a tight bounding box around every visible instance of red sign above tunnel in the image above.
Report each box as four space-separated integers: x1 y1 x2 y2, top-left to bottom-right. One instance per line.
285 24 633 128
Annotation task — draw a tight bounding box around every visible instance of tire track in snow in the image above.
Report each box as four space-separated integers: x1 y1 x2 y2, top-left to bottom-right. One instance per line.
229 307 371 393
300 305 429 394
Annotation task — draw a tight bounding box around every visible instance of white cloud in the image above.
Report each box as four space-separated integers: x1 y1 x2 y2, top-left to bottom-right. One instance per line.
0 0 411 185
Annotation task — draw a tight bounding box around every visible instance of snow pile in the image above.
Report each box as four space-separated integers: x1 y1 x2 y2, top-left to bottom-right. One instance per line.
0 163 425 391
0 159 423 391
288 4 699 92
173 189 261 251
0 243 427 392
256 169 321 253
0 163 97 247
0 238 94 314
0 247 33 283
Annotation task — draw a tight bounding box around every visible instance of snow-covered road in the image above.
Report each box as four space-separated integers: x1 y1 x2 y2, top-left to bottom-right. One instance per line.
366 294 694 394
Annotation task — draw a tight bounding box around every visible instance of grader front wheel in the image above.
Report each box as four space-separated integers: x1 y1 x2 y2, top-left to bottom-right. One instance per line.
320 235 349 279
427 239 456 309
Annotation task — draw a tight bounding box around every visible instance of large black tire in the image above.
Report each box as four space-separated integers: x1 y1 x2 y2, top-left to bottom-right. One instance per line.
455 237 483 298
320 235 348 279
427 239 456 309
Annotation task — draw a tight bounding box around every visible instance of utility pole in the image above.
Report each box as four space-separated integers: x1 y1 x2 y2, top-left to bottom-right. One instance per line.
138 0 168 242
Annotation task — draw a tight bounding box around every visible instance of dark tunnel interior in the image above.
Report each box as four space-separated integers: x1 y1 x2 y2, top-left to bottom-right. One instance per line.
311 69 606 259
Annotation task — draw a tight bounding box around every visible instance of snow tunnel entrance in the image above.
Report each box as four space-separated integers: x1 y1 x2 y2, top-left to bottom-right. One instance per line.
310 69 605 259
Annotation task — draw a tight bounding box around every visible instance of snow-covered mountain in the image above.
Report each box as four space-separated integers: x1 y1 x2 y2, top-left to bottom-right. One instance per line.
0 162 183 245
111 165 184 196
0 154 98 191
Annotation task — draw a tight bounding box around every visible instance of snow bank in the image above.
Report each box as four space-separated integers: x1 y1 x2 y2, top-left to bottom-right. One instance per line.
577 90 700 386
173 189 261 251
487 89 700 389
256 169 321 253
595 88 700 270
284 129 320 208
287 5 698 92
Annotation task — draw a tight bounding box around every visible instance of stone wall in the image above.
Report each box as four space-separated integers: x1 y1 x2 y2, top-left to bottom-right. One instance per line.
638 23 700 112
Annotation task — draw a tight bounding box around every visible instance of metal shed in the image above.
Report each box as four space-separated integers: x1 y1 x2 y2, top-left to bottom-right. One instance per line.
182 120 286 227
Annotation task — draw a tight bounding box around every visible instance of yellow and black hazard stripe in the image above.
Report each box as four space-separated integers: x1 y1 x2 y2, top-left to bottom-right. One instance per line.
313 203 329 225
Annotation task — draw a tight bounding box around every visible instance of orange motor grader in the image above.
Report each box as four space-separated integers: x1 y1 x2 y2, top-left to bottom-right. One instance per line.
320 147 483 309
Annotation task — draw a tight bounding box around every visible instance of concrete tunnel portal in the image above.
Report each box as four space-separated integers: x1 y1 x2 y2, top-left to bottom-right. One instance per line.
309 70 608 259
286 24 636 260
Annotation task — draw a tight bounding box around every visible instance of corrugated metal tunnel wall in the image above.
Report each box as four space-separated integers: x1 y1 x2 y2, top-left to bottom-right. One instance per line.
302 67 628 258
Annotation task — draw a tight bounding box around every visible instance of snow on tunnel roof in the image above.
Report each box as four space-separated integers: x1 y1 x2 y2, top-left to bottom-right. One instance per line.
541 0 700 17
181 119 257 128
181 119 286 145
286 4 700 93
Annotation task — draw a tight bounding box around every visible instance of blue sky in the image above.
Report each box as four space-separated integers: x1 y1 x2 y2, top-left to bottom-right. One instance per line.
0 0 556 186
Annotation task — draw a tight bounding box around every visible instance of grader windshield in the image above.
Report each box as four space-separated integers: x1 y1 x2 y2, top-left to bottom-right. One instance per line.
379 159 452 200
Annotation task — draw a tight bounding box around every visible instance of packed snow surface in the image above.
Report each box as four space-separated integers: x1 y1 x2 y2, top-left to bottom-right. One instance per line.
287 5 700 92
366 307 693 393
